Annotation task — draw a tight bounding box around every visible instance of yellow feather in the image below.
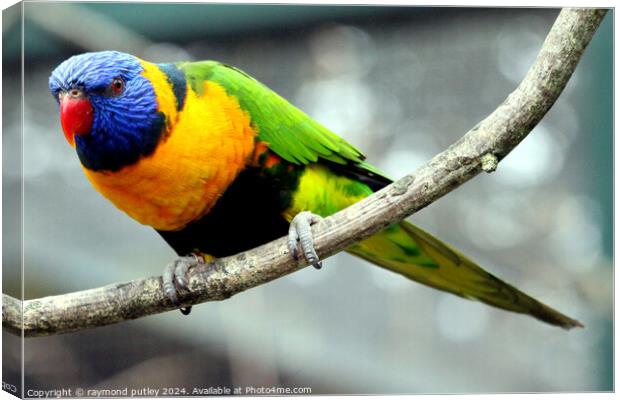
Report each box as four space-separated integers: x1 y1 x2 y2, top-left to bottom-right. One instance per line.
139 60 179 124
283 164 369 221
83 66 256 231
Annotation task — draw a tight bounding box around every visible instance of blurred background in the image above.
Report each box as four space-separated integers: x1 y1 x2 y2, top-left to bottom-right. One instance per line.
2 3 613 395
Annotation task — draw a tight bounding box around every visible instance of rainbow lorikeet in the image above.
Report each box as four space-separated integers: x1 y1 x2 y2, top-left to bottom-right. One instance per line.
49 51 582 328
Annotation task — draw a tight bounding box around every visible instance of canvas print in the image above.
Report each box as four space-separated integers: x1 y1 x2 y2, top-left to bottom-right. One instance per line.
2 2 613 397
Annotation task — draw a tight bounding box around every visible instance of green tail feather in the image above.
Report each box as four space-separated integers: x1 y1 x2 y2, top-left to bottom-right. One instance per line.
347 222 584 329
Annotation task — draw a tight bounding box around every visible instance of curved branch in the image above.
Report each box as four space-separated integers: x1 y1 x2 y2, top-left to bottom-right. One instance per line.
3 8 607 337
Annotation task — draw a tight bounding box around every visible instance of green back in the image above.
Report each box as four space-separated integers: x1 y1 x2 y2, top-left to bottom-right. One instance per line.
178 61 383 175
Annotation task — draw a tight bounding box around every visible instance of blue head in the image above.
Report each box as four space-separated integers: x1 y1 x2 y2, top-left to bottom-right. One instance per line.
49 51 165 171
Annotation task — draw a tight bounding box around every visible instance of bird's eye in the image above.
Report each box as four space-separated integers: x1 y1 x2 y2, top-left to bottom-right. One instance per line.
108 77 125 96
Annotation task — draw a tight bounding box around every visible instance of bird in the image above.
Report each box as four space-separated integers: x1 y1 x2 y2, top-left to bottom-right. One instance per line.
49 50 582 328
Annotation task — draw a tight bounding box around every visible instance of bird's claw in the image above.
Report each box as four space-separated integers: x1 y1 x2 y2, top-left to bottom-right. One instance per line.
288 211 323 269
162 253 204 315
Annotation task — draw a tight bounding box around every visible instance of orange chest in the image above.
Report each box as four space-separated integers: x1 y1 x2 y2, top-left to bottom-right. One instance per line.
83 82 257 231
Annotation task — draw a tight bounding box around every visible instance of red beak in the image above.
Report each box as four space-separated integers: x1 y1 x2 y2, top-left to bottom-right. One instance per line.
59 89 93 146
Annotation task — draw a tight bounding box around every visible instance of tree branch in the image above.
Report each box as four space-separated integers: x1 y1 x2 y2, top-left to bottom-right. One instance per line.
3 8 607 337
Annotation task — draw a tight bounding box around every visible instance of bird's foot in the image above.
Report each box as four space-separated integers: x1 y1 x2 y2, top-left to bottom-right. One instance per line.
288 211 324 269
162 253 204 315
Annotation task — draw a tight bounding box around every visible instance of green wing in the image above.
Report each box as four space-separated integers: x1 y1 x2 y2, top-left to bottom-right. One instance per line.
178 61 385 176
